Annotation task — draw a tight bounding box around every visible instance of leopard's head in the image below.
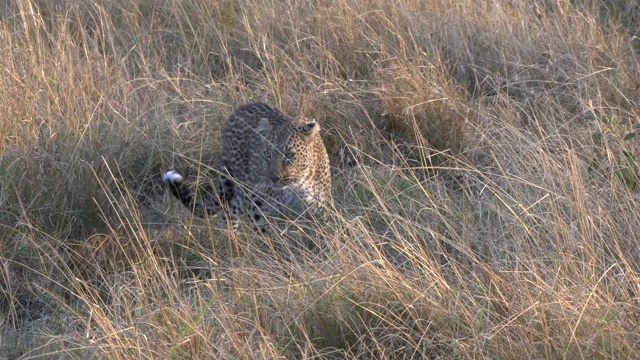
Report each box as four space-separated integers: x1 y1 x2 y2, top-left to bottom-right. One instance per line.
266 119 320 186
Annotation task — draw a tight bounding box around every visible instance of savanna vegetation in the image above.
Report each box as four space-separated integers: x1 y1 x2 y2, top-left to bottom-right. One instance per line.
1 0 639 358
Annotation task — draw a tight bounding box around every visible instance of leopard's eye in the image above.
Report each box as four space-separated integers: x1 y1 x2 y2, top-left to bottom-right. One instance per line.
283 151 295 166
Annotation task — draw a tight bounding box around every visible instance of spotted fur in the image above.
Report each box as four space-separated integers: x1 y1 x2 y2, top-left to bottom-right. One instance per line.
163 103 331 231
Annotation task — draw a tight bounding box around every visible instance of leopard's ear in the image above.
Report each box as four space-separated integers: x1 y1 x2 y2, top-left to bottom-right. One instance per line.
256 117 272 133
300 119 319 136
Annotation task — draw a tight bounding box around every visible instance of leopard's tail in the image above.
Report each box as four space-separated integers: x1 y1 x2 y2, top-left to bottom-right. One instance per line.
163 171 222 218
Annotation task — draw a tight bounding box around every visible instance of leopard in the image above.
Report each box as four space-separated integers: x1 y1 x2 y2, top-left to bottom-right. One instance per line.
163 102 331 232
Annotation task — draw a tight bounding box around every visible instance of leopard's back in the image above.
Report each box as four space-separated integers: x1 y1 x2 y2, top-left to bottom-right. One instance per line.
220 103 293 184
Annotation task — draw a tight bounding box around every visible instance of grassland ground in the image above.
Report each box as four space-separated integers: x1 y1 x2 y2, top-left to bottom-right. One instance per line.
1 0 640 358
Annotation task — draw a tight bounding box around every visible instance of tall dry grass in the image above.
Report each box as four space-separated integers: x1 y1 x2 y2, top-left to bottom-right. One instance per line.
1 0 639 358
